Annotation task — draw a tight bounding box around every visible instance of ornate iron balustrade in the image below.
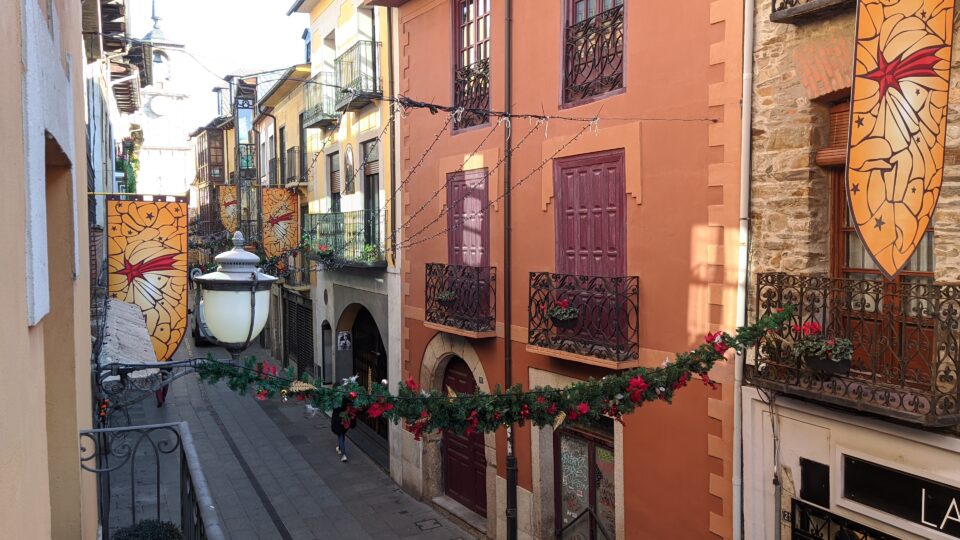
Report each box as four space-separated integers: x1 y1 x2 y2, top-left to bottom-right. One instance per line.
563 4 624 104
237 143 257 180
454 59 490 129
286 146 300 183
303 72 339 129
528 272 639 364
749 272 960 426
304 209 385 267
771 0 854 23
425 263 496 334
80 422 224 540
791 499 895 540
335 40 381 111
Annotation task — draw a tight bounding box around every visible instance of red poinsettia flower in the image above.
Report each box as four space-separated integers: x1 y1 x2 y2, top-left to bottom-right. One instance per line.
576 402 589 415
405 378 420 393
255 390 269 401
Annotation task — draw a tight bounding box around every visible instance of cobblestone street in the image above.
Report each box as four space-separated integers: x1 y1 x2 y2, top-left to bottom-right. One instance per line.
123 330 468 540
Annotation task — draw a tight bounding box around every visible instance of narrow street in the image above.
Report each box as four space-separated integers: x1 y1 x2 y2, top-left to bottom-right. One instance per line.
125 327 468 540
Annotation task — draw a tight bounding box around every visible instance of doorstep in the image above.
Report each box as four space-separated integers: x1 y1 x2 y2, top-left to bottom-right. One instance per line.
431 495 486 539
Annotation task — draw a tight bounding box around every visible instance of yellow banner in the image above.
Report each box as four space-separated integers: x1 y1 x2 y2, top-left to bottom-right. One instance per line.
107 196 188 361
218 185 238 233
847 0 953 278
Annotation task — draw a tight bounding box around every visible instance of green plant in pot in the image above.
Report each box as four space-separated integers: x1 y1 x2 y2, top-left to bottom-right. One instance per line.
436 289 457 306
788 321 853 375
546 298 580 330
314 243 334 259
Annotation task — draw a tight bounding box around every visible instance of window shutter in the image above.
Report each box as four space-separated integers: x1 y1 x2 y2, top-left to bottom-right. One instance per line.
364 160 379 175
331 170 341 194
816 101 849 167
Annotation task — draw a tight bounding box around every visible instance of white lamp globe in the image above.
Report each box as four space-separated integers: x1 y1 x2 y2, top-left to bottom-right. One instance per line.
193 231 277 357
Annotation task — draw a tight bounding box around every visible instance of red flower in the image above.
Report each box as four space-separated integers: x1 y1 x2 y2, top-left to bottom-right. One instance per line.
672 372 691 390
567 409 579 421
255 390 268 401
367 401 394 419
405 378 420 393
826 338 836 347
349 391 358 400
706 331 730 355
627 375 648 403
465 409 480 435
558 298 569 309
577 402 589 415
536 395 546 404
702 373 718 390
520 404 530 419
295 394 306 402
546 403 558 415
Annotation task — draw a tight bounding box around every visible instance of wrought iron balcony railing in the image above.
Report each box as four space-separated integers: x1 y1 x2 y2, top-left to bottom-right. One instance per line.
454 59 490 129
303 71 339 129
527 272 639 366
80 422 224 540
335 40 381 111
304 209 385 267
286 146 300 184
748 272 960 426
563 4 624 104
771 0 853 23
237 143 257 181
425 263 496 335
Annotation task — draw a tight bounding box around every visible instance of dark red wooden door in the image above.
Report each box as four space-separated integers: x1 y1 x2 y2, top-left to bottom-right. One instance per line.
442 357 487 516
554 151 626 277
447 170 489 267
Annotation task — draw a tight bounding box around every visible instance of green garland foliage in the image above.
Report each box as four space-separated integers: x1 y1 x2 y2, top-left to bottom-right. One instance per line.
197 307 793 438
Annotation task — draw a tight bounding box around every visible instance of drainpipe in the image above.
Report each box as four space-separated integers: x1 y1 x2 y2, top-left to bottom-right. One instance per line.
503 0 517 539
734 0 756 539
387 7 398 264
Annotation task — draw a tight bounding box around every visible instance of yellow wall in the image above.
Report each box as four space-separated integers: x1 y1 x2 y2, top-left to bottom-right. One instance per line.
0 0 96 537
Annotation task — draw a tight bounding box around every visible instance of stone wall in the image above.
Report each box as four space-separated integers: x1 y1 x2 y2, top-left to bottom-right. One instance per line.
750 0 960 293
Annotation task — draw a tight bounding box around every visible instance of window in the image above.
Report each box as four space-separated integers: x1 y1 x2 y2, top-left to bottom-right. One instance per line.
328 152 341 213
361 140 380 247
453 0 490 129
555 423 615 540
564 0 624 105
303 29 312 64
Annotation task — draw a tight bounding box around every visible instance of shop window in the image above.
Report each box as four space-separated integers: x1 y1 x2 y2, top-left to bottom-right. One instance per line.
555 421 615 539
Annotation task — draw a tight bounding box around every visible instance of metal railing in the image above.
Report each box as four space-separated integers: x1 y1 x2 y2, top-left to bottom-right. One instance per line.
454 59 490 129
564 4 624 103
237 144 257 180
425 263 496 333
79 422 224 540
335 40 381 109
303 71 339 128
286 146 300 183
790 499 895 540
528 272 639 363
304 209 385 267
749 272 960 426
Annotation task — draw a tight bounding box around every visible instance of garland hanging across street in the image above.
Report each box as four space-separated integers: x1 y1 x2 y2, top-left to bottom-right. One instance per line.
197 308 792 438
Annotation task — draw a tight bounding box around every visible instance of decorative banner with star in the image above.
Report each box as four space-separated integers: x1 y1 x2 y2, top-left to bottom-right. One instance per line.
218 185 239 233
261 188 299 258
107 195 188 361
847 0 953 278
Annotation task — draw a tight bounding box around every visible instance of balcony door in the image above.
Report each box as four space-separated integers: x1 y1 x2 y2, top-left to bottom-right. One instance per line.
824 102 935 389
447 170 489 321
554 150 626 277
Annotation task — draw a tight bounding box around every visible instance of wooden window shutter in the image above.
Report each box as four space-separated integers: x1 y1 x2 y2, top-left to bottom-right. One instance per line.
364 159 379 176
329 153 341 194
816 101 849 167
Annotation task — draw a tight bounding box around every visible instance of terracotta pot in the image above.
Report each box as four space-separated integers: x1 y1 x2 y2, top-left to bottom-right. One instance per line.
804 355 850 376
550 315 579 330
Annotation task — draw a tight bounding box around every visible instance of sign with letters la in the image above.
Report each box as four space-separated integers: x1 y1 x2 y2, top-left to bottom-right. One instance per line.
844 455 960 538
847 0 954 278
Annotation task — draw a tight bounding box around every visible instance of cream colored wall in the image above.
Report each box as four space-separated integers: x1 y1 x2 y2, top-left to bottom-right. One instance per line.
0 0 96 537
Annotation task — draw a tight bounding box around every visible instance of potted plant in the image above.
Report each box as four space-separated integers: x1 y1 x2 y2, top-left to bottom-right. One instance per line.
362 244 381 263
789 321 853 375
314 243 334 260
436 290 457 306
546 298 580 330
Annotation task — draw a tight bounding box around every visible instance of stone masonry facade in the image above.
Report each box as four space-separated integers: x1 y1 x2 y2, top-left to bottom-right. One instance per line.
749 0 960 298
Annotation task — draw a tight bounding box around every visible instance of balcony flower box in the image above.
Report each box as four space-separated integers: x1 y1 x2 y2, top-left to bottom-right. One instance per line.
803 354 851 376
436 290 457 307
547 299 580 330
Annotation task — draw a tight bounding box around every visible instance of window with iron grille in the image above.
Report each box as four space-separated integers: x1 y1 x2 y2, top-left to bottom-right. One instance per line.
564 0 624 105
454 0 491 129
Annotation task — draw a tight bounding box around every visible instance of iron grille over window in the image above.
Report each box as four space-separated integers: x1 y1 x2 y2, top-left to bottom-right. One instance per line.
454 0 491 129
286 146 300 183
564 0 624 104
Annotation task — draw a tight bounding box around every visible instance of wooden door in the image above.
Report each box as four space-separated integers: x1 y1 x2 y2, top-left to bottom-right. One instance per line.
554 150 626 277
447 170 490 321
442 357 487 516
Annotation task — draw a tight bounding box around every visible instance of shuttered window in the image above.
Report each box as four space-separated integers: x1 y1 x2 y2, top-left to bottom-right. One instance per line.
816 101 849 167
362 139 379 175
328 152 341 194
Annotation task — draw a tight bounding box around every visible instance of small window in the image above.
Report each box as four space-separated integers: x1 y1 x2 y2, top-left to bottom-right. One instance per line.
453 0 491 129
564 0 624 105
328 152 341 213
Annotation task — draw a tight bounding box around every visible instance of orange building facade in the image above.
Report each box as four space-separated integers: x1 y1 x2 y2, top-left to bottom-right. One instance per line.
382 0 747 538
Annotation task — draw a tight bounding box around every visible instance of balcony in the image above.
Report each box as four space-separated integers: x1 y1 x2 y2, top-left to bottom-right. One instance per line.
335 40 381 112
454 59 490 129
285 146 303 187
747 272 960 427
305 209 385 268
563 3 624 105
527 272 640 369
303 72 339 129
425 263 496 338
237 143 257 181
771 0 853 23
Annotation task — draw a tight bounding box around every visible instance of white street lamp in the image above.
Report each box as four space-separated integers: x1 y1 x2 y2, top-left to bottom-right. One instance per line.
193 231 277 360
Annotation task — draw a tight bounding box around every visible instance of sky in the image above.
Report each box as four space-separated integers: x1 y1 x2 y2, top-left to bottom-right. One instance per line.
129 0 309 120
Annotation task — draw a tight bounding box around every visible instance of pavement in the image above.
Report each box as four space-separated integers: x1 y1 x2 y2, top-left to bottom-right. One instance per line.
120 327 469 540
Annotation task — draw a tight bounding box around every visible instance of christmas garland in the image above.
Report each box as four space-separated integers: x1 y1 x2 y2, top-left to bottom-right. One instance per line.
197 307 792 438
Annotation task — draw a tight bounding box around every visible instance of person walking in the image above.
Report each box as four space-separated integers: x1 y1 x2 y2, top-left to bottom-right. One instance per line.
331 399 356 463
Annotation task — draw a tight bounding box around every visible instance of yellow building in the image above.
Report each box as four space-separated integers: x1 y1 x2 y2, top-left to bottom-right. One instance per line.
288 0 400 471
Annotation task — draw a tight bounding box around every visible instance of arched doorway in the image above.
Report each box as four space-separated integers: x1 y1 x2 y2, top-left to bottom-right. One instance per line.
352 307 388 441
442 356 487 516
